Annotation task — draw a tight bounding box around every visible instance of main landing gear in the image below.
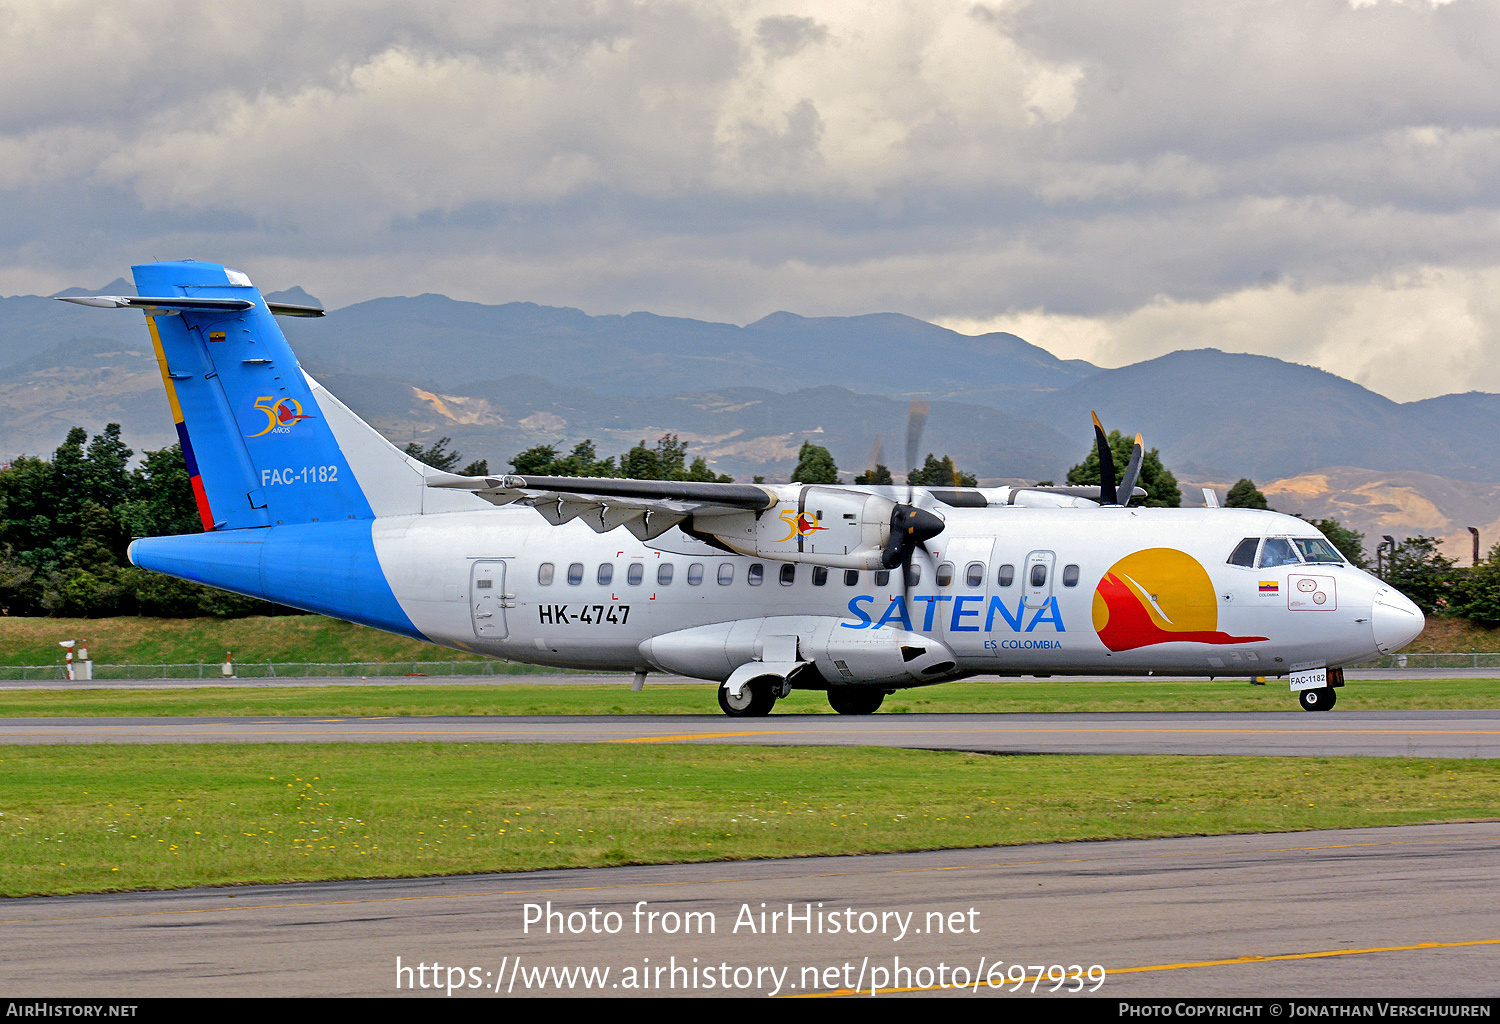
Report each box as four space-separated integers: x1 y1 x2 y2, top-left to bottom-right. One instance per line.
827 688 886 715
1298 687 1337 712
718 677 778 717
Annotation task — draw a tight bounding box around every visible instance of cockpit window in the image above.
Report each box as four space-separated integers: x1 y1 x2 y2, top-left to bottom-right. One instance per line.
1257 538 1300 568
1228 538 1259 567
1294 537 1344 564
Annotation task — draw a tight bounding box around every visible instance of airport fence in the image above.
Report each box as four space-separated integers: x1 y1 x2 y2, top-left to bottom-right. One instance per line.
0 661 550 681
1351 652 1500 670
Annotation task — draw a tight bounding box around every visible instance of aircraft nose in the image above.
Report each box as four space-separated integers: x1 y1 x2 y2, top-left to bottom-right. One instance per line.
1372 587 1424 655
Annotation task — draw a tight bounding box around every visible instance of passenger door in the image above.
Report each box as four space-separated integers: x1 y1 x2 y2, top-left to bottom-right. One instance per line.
470 560 510 639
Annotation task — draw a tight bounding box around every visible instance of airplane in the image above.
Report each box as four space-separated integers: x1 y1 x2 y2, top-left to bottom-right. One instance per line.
59 261 1425 716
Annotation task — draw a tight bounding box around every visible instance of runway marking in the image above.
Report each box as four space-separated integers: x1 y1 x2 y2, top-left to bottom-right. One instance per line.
794 938 1500 997
2 831 1493 926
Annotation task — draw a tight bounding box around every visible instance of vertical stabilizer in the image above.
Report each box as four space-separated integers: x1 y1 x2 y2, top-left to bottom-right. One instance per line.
127 260 382 528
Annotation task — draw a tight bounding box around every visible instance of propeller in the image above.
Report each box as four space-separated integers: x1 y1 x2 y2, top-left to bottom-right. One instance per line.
1116 433 1145 506
864 435 885 485
904 400 929 485
1091 411 1117 506
881 400 944 575
1091 411 1146 507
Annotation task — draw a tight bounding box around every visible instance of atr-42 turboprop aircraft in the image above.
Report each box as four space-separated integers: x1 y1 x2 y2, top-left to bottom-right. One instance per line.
61 262 1425 715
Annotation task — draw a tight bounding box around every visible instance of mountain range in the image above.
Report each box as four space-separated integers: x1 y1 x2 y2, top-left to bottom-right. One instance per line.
3 283 1497 533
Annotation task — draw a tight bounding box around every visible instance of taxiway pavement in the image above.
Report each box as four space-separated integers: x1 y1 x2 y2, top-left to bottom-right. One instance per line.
1 710 1495 757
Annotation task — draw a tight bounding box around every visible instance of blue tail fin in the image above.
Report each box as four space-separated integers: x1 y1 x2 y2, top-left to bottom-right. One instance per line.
130 260 376 529
61 261 493 638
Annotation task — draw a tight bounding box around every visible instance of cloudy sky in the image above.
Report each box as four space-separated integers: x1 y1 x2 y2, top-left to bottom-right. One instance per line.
2 0 1497 401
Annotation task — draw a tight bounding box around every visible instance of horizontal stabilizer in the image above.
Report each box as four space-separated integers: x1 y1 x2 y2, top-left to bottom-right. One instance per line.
57 294 254 313
56 295 324 317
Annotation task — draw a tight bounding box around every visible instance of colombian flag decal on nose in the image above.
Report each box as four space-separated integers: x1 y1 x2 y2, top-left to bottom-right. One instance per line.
1094 548 1268 652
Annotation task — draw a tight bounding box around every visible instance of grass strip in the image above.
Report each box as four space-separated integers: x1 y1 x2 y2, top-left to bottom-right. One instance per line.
0 676 1497 718
8 612 1500 666
1 743 1494 897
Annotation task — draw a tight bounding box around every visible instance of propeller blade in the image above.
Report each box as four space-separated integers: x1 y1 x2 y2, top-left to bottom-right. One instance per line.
1116 433 1145 506
866 436 883 482
1091 411 1117 506
905 400 929 495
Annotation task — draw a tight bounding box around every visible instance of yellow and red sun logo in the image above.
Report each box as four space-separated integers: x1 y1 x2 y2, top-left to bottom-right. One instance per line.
777 509 828 543
1093 548 1267 652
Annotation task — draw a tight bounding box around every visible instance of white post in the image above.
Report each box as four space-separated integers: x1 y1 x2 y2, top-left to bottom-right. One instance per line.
59 640 75 681
221 651 234 678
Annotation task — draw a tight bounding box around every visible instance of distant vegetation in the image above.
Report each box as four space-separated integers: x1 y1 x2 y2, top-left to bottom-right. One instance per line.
3 424 1493 630
0 425 292 618
508 434 732 482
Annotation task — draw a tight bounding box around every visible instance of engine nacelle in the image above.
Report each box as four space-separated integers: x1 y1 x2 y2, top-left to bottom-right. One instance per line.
693 486 901 570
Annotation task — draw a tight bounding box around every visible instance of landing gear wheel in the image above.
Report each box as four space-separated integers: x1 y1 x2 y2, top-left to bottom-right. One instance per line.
719 678 777 717
1299 687 1337 712
828 688 885 715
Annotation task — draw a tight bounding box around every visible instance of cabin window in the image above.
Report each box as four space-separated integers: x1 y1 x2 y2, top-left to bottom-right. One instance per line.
844 569 860 586
657 563 674 586
567 563 584 585
1228 537 1259 567
936 562 954 587
997 564 1015 587
905 564 921 587
1030 563 1047 587
718 563 735 585
596 563 613 586
476 579 492 589
627 563 644 585
780 563 796 586
1062 564 1080 587
874 569 890 587
687 563 704 586
748 563 764 586
537 563 554 586
965 562 984 587
812 566 828 586
1258 538 1300 568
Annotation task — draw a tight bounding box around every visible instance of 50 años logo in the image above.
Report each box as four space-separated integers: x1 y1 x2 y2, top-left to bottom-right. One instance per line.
245 396 316 438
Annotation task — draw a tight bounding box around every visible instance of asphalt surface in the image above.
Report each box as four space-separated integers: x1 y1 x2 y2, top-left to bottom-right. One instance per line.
2 710 1496 757
1 822 1494 998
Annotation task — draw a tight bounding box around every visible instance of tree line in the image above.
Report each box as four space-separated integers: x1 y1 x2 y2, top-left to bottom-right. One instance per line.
0 425 1483 625
0 426 277 617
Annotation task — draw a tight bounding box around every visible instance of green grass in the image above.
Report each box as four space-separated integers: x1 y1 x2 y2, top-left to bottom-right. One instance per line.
2 743 1494 897
7 610 1499 668
1 676 1497 718
0 614 507 667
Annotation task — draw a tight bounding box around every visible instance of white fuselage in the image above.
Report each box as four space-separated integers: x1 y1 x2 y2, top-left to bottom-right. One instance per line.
371 504 1414 684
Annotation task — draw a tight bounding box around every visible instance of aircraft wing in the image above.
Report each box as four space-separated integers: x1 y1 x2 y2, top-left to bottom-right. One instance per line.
426 473 777 541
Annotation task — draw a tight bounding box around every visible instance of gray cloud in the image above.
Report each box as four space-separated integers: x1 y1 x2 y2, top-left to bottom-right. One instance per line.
3 0 1500 399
